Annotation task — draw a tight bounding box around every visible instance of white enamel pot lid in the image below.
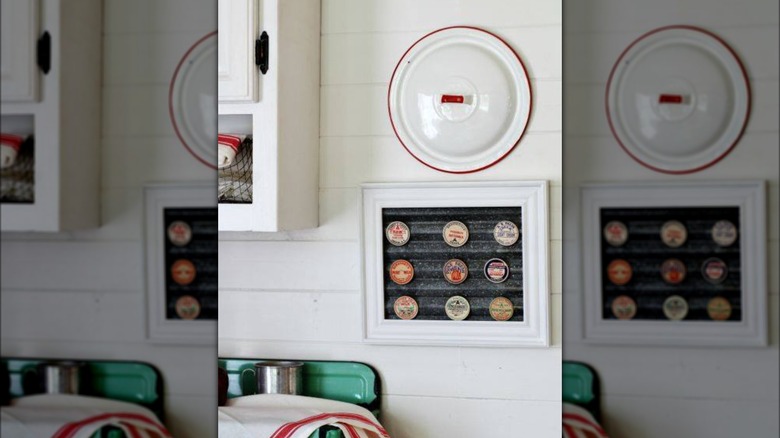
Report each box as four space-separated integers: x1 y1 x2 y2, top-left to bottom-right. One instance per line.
388 26 532 174
169 31 218 169
606 25 750 174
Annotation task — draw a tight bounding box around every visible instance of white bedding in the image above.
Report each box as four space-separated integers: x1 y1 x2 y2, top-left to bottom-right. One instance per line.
1 394 170 438
563 402 609 438
218 394 389 438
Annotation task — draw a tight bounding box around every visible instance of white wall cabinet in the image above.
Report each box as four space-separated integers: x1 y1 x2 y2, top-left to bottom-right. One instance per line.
218 0 320 231
0 0 40 102
0 0 101 232
218 0 259 103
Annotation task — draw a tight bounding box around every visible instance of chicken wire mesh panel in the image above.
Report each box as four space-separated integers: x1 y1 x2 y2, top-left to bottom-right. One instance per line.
0 137 35 203
218 138 252 204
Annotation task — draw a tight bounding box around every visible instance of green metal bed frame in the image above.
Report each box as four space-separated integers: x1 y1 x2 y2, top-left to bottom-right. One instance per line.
562 360 601 421
1 357 165 437
219 358 382 438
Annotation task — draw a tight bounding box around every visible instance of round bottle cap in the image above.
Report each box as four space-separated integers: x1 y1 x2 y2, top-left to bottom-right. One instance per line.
171 259 196 285
660 220 687 247
707 296 732 320
660 258 687 284
663 295 689 320
442 259 469 284
611 295 637 320
389 259 414 285
493 220 520 246
483 258 510 283
489 297 514 321
603 220 629 247
393 295 419 320
445 295 470 321
701 257 728 284
711 220 738 247
167 220 192 246
385 221 411 246
442 221 469 247
175 295 201 320
607 259 632 286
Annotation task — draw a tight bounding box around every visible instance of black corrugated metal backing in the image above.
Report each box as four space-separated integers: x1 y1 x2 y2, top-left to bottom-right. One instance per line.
600 206 741 321
382 207 524 321
163 207 218 320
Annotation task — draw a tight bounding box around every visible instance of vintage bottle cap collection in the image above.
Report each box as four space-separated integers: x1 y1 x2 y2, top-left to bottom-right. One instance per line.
604 216 738 321
389 259 415 285
442 220 470 247
385 221 411 246
603 220 628 247
385 219 520 321
393 295 419 320
611 295 637 320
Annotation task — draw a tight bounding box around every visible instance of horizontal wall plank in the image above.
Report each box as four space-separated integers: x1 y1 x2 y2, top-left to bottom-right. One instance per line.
0 241 143 291
101 136 214 189
562 133 780 183
1 189 144 242
381 395 560 438
217 290 362 342
0 344 218 437
565 0 778 33
321 26 561 85
320 134 562 189
102 86 177 138
218 339 561 402
104 32 213 85
104 0 216 35
601 394 779 438
220 188 360 242
164 394 215 438
562 294 779 400
320 80 561 138
565 27 779 84
1 290 144 342
218 241 361 291
0 338 216 399
322 0 561 34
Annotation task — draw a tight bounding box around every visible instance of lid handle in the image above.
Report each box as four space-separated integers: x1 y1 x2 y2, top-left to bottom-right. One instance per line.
658 94 685 104
441 94 465 104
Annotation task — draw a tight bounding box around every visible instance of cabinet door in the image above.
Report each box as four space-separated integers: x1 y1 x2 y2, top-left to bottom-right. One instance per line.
218 0 258 103
0 0 40 102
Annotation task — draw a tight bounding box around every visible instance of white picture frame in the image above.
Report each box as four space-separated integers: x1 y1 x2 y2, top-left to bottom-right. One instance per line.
144 183 217 344
361 181 550 347
580 181 767 346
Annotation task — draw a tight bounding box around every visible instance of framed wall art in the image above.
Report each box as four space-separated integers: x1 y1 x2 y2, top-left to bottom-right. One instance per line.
144 183 217 343
580 181 766 346
361 181 550 347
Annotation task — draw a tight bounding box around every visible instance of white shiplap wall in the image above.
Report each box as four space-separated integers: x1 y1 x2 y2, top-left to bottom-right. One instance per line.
563 0 779 437
218 0 563 437
0 1 217 436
